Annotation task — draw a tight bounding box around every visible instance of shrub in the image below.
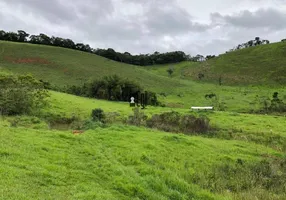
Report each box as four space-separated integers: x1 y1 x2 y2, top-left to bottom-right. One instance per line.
167 67 174 77
0 74 49 116
146 111 181 132
91 108 105 122
198 73 204 80
104 112 121 124
256 92 286 113
210 95 227 111
146 111 211 134
126 107 147 126
180 115 211 134
204 93 216 99
82 119 105 130
192 157 286 196
269 92 286 112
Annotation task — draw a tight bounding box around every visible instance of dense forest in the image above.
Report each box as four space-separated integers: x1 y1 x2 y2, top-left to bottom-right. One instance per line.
0 30 214 65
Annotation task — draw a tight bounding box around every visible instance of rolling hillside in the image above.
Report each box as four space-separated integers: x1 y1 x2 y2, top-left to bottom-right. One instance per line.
1 38 286 199
1 41 285 112
147 41 286 85
0 41 183 91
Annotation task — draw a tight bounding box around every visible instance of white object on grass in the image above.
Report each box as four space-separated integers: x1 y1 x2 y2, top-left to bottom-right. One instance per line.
191 107 213 110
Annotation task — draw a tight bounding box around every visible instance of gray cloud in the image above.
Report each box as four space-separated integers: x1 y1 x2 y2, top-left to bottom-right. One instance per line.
1 0 286 56
1 0 77 23
144 6 209 36
211 8 286 30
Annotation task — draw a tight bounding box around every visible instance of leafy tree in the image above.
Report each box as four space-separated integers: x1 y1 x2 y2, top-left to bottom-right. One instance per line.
206 55 216 60
39 33 52 45
17 30 29 42
4 32 18 41
193 54 205 62
0 30 6 40
29 35 41 44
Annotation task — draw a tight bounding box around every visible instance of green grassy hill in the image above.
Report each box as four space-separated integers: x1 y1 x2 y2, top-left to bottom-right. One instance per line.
0 41 183 90
1 41 285 113
147 42 286 85
1 39 286 200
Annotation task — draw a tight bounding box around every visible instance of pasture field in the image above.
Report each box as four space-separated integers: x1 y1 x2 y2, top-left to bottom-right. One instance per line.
1 119 285 200
1 41 285 112
0 41 286 199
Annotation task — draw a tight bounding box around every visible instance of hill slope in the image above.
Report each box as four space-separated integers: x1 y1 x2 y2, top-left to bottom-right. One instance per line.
147 42 286 85
1 41 285 113
0 41 183 90
185 42 286 85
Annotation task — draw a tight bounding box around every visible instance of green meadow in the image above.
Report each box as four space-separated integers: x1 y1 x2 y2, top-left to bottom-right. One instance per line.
0 41 286 199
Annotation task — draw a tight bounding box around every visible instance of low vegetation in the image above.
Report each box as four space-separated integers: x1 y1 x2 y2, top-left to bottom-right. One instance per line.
0 73 49 115
146 111 211 135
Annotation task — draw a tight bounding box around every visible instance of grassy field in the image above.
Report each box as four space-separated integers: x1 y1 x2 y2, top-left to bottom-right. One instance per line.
1 40 286 199
1 119 284 200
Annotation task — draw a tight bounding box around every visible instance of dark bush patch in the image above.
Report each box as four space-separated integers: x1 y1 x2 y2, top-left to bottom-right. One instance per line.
205 93 216 99
91 108 105 122
192 157 286 195
146 111 211 135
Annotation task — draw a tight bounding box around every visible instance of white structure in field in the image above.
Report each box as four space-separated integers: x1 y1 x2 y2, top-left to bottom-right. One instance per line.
191 107 213 110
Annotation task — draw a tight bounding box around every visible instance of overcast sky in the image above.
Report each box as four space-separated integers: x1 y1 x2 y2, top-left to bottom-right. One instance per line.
1 0 286 56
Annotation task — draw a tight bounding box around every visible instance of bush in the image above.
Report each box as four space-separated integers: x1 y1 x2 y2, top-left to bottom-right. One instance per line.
82 119 106 130
192 157 286 196
104 112 121 124
126 107 147 126
91 108 105 122
0 74 49 115
146 111 211 134
180 115 211 134
255 92 286 113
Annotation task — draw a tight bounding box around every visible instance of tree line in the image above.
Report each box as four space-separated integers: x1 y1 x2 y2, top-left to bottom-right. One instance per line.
62 75 161 106
226 37 270 53
0 29 217 65
0 30 276 64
